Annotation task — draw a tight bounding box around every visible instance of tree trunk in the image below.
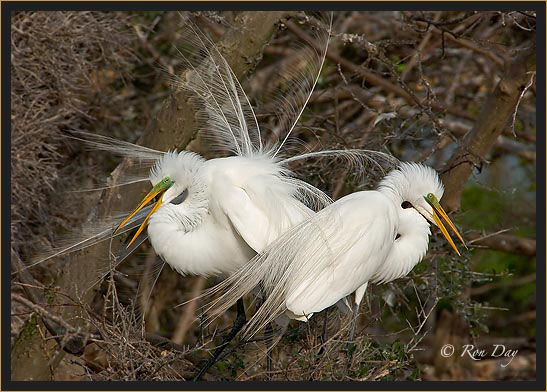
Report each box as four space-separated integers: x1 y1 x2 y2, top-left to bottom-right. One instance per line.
440 40 536 212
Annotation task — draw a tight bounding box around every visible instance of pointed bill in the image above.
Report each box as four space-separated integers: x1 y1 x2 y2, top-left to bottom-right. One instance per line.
115 177 174 243
126 197 163 248
432 212 461 256
425 194 466 255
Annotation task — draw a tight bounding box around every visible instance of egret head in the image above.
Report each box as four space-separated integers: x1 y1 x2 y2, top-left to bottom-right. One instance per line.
115 151 208 246
379 162 466 255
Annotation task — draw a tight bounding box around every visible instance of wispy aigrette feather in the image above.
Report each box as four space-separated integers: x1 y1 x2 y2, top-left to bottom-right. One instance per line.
280 149 399 175
271 12 333 157
22 205 154 275
169 16 262 157
66 129 164 162
24 12 398 295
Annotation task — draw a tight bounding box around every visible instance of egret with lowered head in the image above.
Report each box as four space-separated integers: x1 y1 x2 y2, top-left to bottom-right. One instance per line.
27 13 394 379
201 162 466 343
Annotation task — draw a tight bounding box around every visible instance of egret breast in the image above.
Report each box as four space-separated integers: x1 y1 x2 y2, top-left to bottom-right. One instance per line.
148 215 255 277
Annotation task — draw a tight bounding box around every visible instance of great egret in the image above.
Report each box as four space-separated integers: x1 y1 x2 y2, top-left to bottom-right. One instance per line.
24 12 395 379
201 162 466 343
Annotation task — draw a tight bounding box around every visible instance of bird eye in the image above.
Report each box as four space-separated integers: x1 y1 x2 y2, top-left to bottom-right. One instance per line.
427 193 434 200
401 201 413 209
170 189 188 205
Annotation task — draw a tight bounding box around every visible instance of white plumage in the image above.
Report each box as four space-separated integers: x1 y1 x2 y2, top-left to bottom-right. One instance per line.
27 13 339 273
145 152 316 277
28 13 397 283
201 162 465 336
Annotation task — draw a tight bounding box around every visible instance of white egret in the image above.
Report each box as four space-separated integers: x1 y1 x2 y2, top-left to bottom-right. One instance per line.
110 14 337 380
25 12 395 379
201 162 466 343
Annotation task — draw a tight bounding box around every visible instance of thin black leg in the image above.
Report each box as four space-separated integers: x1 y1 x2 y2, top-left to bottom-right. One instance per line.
346 303 359 366
349 302 359 341
193 297 246 381
317 308 329 355
265 322 273 380
321 308 329 343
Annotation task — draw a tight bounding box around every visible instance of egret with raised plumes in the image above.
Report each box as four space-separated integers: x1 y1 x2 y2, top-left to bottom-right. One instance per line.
27 12 396 379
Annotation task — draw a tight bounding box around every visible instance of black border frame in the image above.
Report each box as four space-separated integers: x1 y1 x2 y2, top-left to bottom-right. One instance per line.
2 2 545 391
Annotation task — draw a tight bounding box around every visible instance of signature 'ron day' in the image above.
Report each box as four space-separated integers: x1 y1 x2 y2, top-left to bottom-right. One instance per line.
442 344 519 367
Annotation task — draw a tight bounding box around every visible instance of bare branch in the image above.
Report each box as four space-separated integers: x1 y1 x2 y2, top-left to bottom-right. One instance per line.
440 40 536 212
11 11 287 381
467 231 536 257
470 273 536 296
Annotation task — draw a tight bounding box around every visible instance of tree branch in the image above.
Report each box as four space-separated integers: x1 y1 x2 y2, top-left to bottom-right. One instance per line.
470 273 536 296
467 231 536 257
285 19 476 123
412 17 504 68
441 119 536 162
10 11 287 381
440 40 536 212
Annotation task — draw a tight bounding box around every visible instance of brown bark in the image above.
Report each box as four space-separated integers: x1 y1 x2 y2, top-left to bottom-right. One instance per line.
440 40 536 212
10 11 286 381
467 231 536 257
171 277 207 345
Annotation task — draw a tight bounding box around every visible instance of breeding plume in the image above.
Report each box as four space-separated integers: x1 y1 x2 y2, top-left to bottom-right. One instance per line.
27 14 337 276
202 162 466 339
25 12 395 379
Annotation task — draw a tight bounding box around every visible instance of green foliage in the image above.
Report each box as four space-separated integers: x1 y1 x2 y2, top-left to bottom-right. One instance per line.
460 186 507 231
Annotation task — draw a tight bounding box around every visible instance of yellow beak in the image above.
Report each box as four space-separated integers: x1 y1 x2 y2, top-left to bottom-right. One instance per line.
115 177 173 248
425 195 466 256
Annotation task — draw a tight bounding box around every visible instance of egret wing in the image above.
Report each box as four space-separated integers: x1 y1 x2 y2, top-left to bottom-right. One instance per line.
202 191 397 336
218 186 273 253
282 193 394 319
217 176 313 254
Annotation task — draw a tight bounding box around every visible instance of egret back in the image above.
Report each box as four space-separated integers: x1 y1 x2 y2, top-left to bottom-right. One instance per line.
201 191 398 336
209 156 317 253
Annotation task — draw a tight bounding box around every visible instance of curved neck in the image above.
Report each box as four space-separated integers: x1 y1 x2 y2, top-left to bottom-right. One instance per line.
150 181 209 233
372 207 431 284
175 182 210 231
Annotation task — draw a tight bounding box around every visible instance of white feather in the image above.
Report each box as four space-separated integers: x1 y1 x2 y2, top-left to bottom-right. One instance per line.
169 19 261 157
22 205 154 274
66 129 164 162
272 12 333 157
200 162 450 338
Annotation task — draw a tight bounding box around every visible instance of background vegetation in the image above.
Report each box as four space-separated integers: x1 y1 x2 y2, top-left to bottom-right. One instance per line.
10 10 537 381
